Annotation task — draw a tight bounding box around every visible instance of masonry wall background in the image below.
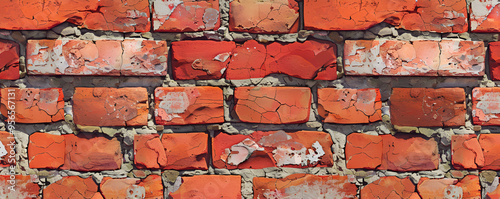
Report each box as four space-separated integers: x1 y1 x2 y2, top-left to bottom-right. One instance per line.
0 0 499 198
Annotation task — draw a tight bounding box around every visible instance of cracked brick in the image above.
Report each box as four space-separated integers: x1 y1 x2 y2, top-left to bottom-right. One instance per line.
0 175 39 199
304 0 467 33
451 134 484 170
28 132 65 169
154 87 224 125
101 175 163 199
390 88 466 127
0 131 15 167
152 0 220 32
489 42 500 80
61 134 122 171
73 87 148 127
472 87 500 125
0 88 64 123
43 176 98 199
0 39 20 80
161 133 208 170
229 0 299 33
212 131 333 169
345 133 382 169
134 134 167 169
417 178 461 199
169 175 241 198
361 176 415 199
380 134 439 171
121 40 168 76
470 0 500 32
344 40 485 76
456 175 481 198
234 87 311 124
253 174 357 198
318 88 382 124
479 134 500 170
0 0 150 32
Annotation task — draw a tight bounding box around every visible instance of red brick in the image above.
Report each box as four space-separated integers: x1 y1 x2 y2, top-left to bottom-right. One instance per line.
121 40 168 76
226 40 337 80
0 0 150 32
470 0 500 32
390 88 466 127
169 175 241 198
456 175 481 198
0 39 20 80
0 131 15 167
345 133 382 169
0 88 65 123
253 174 357 198
43 176 98 199
417 178 461 199
451 134 484 170
161 133 208 170
152 0 220 32
0 175 39 199
317 88 381 124
155 87 224 125
62 134 122 171
212 131 333 169
479 134 500 170
344 40 484 76
380 134 439 171
171 40 235 80
489 42 500 80
361 176 415 199
134 134 167 169
229 0 299 33
101 175 163 199
472 87 500 125
73 87 148 127
304 0 467 33
139 175 164 199
234 87 311 124
28 132 65 169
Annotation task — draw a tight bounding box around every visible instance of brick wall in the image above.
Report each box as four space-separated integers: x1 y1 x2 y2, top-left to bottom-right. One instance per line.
0 0 499 198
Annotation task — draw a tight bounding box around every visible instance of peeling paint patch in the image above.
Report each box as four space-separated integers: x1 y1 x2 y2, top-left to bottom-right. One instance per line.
473 87 500 125
470 0 500 32
0 175 39 199
121 40 168 76
153 0 220 32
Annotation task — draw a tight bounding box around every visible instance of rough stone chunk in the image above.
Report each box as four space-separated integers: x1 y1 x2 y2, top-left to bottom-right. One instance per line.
380 134 439 171
472 87 500 126
253 174 357 198
73 87 148 127
0 175 39 199
169 175 241 198
479 134 500 170
43 176 98 199
0 39 20 80
345 133 382 169
121 40 168 76
28 132 65 169
470 0 500 32
1 88 65 123
344 40 485 76
390 88 466 127
0 0 150 32
62 134 122 171
155 87 224 125
161 133 208 170
304 0 467 33
229 0 299 33
134 134 167 169
489 42 500 80
318 88 381 124
212 131 333 169
152 0 220 32
451 134 484 170
171 40 235 80
101 175 163 199
234 87 311 124
0 131 15 167
361 176 415 198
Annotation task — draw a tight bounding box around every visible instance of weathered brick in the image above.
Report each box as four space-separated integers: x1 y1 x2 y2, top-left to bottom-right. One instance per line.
253 174 357 198
390 88 466 127
0 0 150 32
43 176 99 199
451 134 484 170
0 88 65 123
380 134 439 171
472 87 500 125
28 132 65 169
317 88 381 124
417 176 481 199
101 175 163 199
489 42 500 80
212 131 333 169
134 134 167 169
155 87 224 125
152 0 220 32
229 0 299 33
345 133 382 169
0 131 15 167
121 40 168 76
169 175 241 198
61 134 122 171
361 176 416 198
479 134 500 170
470 0 500 32
73 87 148 127
0 175 40 199
234 87 311 124
344 40 485 76
305 0 467 32
161 133 208 170
0 39 20 80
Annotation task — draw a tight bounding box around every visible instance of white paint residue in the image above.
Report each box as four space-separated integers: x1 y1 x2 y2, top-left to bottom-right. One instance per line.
158 92 189 121
126 185 146 199
0 141 7 158
226 138 264 166
273 141 325 166
477 92 500 114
